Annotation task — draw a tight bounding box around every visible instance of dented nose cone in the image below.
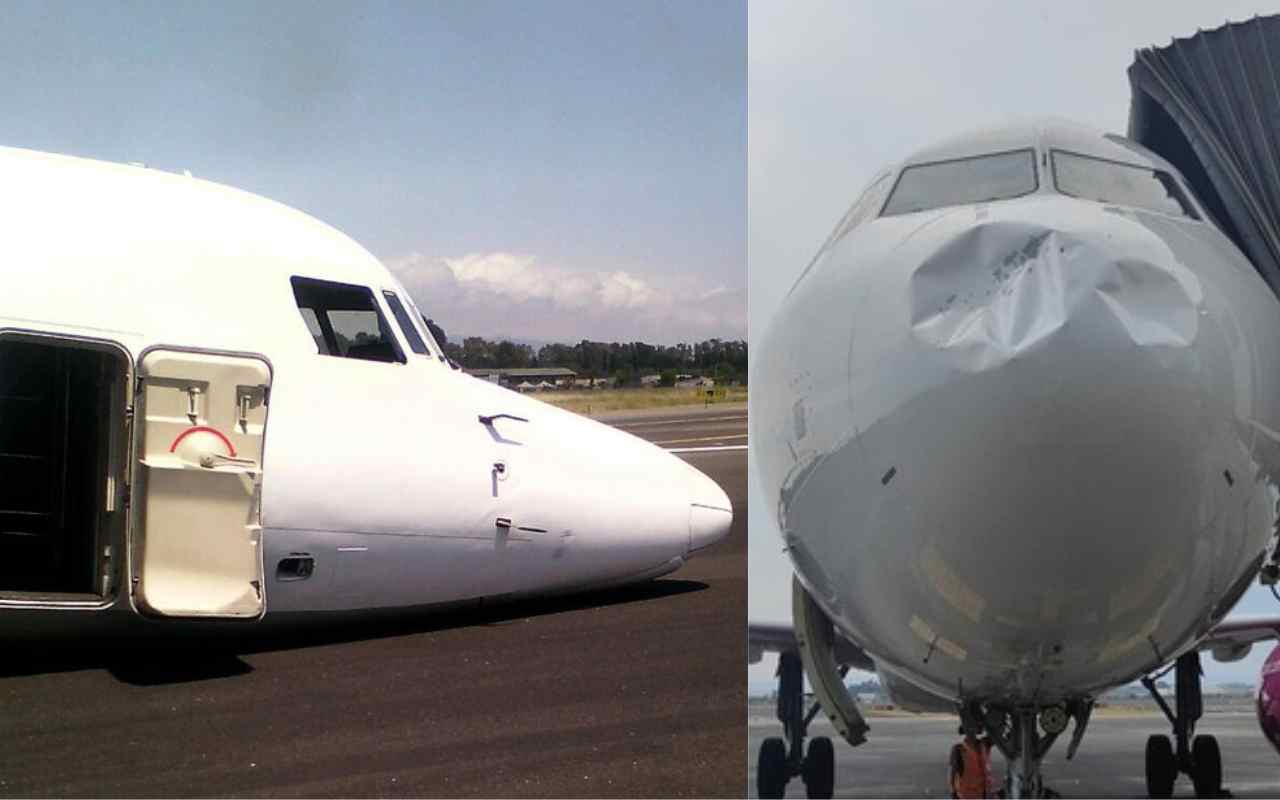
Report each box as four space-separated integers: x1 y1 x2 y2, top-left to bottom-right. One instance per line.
763 198 1280 701
844 219 1252 683
687 467 732 553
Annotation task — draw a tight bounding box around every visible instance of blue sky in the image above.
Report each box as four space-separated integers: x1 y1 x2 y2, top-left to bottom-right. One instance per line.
0 1 744 344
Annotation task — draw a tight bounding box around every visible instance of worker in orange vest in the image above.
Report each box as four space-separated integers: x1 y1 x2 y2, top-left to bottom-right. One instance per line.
949 723 996 799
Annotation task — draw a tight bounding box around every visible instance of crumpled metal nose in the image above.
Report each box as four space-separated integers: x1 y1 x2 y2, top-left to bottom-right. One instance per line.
908 219 1203 372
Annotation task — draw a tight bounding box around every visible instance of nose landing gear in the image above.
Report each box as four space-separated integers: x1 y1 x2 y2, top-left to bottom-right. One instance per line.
964 699 1090 799
1140 650 1223 798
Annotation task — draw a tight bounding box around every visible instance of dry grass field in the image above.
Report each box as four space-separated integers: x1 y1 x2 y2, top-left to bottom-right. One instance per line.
537 385 747 414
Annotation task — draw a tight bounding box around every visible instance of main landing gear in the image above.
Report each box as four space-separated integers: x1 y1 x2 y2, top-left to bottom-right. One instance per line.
1141 650 1224 798
757 650 837 799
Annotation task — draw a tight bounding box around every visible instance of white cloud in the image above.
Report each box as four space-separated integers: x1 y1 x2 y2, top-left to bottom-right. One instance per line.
597 271 659 309
387 251 744 344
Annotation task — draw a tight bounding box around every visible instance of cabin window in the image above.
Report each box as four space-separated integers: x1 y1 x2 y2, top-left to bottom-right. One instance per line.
382 291 431 356
290 277 406 364
880 148 1038 216
1050 150 1200 219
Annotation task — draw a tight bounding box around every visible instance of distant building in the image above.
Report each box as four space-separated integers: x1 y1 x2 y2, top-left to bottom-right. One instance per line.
465 367 577 390
676 376 715 389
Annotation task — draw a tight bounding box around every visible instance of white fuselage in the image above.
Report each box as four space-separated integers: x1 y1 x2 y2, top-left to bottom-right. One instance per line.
0 145 732 631
754 131 1280 706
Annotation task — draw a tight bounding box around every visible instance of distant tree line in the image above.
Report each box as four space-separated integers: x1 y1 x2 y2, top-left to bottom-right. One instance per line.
424 320 747 386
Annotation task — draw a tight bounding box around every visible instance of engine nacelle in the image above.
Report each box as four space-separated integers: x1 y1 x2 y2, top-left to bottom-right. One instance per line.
877 664 956 713
1211 642 1254 663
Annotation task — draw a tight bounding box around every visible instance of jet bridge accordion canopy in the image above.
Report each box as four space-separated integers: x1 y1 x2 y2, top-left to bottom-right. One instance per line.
1128 14 1280 298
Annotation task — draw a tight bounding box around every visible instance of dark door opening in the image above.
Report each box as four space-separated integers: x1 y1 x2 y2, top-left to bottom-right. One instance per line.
0 337 125 596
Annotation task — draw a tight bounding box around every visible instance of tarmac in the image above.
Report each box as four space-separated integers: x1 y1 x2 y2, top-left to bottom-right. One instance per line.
598 402 748 450
0 406 747 798
748 703 1280 798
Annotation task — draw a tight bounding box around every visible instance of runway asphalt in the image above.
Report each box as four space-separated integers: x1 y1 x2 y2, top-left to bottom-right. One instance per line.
748 706 1280 798
0 405 746 798
602 403 748 451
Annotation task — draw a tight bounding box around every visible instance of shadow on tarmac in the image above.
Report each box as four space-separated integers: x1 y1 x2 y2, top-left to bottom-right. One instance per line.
2 578 707 685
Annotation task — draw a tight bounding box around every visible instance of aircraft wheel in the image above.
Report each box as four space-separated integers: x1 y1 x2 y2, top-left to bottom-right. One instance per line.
758 736 789 799
1145 734 1176 799
803 736 835 799
1191 734 1222 798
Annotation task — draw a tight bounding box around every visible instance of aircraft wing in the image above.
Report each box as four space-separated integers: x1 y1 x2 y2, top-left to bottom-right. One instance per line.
748 621 875 671
748 622 799 663
750 616 1280 669
1199 616 1280 653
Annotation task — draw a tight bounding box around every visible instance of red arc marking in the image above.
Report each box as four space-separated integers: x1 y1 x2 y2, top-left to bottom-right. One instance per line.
169 426 237 457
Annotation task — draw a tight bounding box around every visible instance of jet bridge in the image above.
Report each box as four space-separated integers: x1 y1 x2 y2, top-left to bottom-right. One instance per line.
1129 14 1280 298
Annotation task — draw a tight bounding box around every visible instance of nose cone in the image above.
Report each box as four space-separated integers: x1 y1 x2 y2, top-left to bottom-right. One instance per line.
686 465 732 553
776 205 1280 700
899 239 1246 685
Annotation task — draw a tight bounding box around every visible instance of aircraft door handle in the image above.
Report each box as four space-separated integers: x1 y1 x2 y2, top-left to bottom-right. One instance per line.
199 452 257 469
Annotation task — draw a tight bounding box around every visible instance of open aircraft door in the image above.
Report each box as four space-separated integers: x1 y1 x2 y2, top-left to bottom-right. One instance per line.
131 348 272 619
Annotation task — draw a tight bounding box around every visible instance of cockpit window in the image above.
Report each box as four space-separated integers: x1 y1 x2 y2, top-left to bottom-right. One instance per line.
832 172 894 241
1050 150 1199 219
880 149 1038 217
290 276 406 364
382 291 431 356
800 172 895 279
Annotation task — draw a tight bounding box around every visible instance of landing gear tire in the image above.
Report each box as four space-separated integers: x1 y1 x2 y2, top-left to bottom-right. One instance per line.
802 736 835 799
1145 734 1176 799
1191 734 1222 798
758 736 789 799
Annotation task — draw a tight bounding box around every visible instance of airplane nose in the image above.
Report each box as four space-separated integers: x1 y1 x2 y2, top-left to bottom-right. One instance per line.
686 466 732 553
759 196 1280 701
794 211 1279 694
888 220 1227 581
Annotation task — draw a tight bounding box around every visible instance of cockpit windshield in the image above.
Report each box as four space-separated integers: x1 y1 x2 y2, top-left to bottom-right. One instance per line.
880 148 1038 217
1050 150 1199 219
